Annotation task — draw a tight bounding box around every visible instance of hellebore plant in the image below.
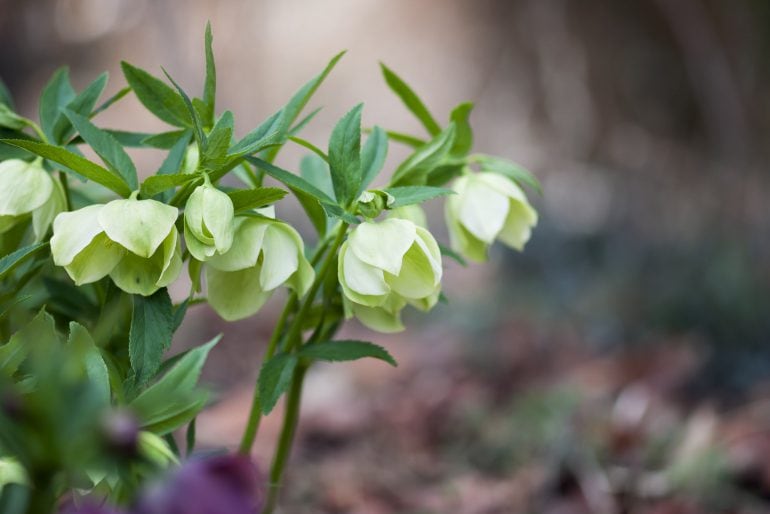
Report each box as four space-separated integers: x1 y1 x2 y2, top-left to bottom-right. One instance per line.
0 24 539 514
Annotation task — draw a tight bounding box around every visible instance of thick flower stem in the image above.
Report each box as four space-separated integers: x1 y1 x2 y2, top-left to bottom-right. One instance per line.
262 363 307 514
238 294 296 455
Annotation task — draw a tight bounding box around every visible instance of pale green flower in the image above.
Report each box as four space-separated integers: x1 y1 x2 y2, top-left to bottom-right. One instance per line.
184 182 235 261
338 218 442 333
388 204 427 228
0 158 66 241
205 216 314 321
445 171 537 262
50 197 182 295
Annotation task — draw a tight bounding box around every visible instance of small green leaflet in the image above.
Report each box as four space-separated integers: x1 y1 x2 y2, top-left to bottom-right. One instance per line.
142 130 189 149
258 352 298 415
68 322 110 407
129 288 174 387
0 139 132 197
245 156 334 205
390 123 456 187
228 187 287 212
380 63 441 136
53 72 108 144
385 130 426 149
202 22 216 127
0 104 26 130
228 109 285 157
129 335 220 434
449 102 473 156
384 186 454 208
300 153 334 199
64 109 138 190
140 173 197 197
289 136 328 162
90 86 131 118
0 242 49 280
201 111 233 168
121 61 191 128
39 67 76 143
359 125 388 194
299 340 397 367
328 104 363 206
162 68 207 152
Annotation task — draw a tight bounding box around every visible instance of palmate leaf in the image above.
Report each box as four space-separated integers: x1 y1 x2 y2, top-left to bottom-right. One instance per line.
53 72 108 144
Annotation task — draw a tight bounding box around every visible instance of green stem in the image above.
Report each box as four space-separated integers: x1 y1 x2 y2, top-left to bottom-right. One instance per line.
262 363 307 514
238 294 296 454
238 224 340 454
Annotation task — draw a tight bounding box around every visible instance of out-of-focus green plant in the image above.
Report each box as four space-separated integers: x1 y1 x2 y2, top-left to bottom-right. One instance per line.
0 24 539 513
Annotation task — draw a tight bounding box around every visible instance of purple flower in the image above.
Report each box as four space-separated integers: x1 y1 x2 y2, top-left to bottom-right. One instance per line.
60 502 124 514
133 454 263 514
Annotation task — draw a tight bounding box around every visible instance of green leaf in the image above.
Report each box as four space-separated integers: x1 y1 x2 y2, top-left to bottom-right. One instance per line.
140 173 196 197
0 77 14 108
246 156 335 205
68 322 110 406
229 109 285 157
385 130 426 148
438 243 467 266
328 103 363 206
258 352 298 414
282 51 345 133
384 185 454 208
0 104 26 131
0 139 132 197
228 187 287 212
155 130 193 199
102 130 155 148
390 123 456 187
449 102 473 156
53 72 108 144
162 69 207 151
129 288 174 387
141 130 188 149
476 155 542 194
121 62 191 127
290 107 322 136
64 109 138 190
1 309 56 376
130 335 219 431
90 85 130 118
289 136 328 162
359 125 388 194
300 153 334 199
380 63 441 136
202 22 216 127
201 111 233 168
300 340 397 366
39 68 75 143
0 242 48 281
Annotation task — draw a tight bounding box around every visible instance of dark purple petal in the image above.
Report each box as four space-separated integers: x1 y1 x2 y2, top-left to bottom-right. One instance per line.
59 502 123 514
133 454 263 514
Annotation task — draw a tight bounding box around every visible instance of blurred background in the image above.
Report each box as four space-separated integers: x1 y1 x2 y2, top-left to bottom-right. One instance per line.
2 0 770 512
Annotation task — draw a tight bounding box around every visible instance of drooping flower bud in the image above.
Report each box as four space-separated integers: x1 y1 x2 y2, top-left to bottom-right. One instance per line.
205 216 314 321
50 196 182 296
183 181 235 261
445 171 537 262
0 158 66 241
338 218 442 333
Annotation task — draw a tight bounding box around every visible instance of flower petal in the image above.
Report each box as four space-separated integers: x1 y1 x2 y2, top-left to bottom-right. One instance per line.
63 233 124 285
385 242 439 300
207 217 268 272
51 204 107 266
348 218 415 275
350 296 406 333
32 175 66 242
497 198 538 251
110 230 180 296
99 198 178 258
156 229 183 288
457 176 509 243
445 200 488 263
0 160 53 216
203 186 235 253
259 223 299 291
206 265 272 321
